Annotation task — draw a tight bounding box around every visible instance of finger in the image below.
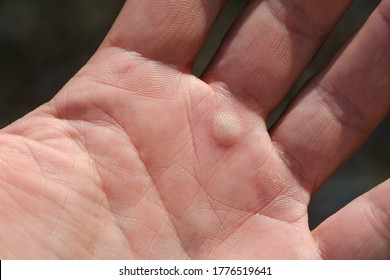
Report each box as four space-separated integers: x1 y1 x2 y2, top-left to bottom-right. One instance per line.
203 0 352 117
312 179 390 259
271 0 390 192
101 0 226 70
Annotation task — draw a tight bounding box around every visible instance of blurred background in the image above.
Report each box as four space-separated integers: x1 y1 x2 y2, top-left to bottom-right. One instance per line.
0 0 388 229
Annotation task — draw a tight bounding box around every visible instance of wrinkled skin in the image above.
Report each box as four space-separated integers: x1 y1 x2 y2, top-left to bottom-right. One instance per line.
0 0 389 259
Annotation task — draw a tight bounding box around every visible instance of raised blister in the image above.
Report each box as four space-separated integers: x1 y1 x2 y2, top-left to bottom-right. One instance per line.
212 111 242 146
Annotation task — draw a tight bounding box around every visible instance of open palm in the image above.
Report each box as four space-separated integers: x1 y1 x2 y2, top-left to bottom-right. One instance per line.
1 1 389 259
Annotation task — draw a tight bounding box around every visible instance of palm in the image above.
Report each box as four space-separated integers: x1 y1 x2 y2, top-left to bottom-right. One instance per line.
1 1 389 259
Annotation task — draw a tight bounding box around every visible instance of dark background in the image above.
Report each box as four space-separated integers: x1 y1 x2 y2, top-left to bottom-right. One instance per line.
0 0 388 229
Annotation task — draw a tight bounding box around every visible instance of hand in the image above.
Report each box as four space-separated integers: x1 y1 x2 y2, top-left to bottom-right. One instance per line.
0 0 389 259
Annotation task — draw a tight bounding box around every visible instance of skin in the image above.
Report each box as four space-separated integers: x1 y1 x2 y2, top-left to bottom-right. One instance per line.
0 0 389 259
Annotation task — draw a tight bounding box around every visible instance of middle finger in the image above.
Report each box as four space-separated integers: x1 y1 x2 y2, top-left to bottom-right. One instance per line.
202 0 353 118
